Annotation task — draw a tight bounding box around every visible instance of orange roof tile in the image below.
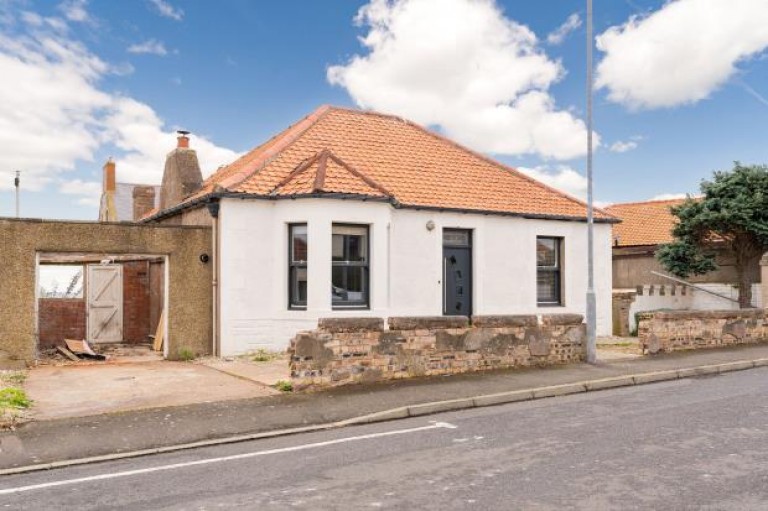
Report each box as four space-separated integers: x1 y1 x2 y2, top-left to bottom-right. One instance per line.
606 198 690 246
181 106 615 221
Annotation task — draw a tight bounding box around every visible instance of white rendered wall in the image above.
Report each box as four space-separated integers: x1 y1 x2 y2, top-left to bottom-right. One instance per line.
218 198 613 355
627 283 762 333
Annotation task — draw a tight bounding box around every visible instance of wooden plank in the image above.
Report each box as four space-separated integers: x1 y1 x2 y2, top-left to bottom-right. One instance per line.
153 309 165 352
57 346 79 361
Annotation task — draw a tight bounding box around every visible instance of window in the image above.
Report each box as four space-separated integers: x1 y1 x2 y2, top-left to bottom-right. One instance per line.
289 224 308 309
332 224 369 308
39 264 84 298
537 237 562 305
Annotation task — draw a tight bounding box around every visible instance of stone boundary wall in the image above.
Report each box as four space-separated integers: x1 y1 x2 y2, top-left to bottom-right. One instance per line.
637 309 768 354
289 314 586 387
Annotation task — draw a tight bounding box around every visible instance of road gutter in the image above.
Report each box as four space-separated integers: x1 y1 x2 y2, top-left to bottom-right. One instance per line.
1 357 766 477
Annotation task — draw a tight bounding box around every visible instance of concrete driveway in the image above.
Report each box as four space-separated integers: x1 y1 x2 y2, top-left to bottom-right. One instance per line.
25 361 279 420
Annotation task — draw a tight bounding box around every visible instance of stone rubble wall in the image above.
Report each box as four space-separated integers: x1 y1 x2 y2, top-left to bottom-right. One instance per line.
637 309 768 354
288 314 586 387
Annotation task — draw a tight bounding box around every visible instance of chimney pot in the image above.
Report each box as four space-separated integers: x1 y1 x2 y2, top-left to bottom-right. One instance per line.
177 130 190 149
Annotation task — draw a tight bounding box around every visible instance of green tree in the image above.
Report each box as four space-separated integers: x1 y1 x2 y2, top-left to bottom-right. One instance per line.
656 163 768 308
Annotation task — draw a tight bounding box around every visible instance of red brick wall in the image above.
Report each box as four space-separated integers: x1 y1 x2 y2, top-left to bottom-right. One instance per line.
38 299 85 350
123 261 151 343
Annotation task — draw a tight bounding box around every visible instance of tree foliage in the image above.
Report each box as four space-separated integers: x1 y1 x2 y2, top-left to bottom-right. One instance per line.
656 163 768 308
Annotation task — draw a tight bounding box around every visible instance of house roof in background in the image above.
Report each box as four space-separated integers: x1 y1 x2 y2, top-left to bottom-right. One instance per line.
606 198 688 247
184 106 615 222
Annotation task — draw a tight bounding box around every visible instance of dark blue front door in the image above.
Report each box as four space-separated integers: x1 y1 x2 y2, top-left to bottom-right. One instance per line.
443 229 472 316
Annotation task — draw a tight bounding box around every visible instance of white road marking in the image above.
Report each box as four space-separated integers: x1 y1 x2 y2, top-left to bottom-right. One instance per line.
0 422 457 495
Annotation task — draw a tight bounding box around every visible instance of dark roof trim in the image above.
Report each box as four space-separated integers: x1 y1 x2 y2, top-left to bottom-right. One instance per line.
143 192 620 224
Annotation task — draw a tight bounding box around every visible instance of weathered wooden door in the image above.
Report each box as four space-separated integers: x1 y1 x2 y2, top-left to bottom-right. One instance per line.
87 264 123 343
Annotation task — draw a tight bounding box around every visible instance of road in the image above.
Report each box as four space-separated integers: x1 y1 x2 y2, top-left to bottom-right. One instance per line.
2 367 768 510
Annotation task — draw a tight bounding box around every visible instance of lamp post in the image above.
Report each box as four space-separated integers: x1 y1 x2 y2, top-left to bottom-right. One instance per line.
585 0 597 364
14 170 20 218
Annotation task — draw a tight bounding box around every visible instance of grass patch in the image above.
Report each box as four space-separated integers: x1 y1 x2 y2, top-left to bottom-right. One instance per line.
177 348 196 362
0 371 26 386
274 380 293 392
250 348 279 363
0 387 31 409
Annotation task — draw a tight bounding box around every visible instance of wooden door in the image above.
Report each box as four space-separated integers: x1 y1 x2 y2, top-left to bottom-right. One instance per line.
87 264 123 343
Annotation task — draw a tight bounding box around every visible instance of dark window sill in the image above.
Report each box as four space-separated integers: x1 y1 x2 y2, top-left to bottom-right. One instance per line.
537 303 564 307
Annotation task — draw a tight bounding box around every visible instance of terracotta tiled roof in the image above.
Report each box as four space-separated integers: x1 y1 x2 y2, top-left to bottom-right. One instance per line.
184 105 614 221
606 198 690 247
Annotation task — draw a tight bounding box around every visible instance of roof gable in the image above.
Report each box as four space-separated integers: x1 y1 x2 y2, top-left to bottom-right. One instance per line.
270 149 392 198
184 106 614 221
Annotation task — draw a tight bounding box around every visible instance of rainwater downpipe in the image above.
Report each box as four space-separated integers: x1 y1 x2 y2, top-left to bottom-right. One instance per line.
207 200 221 357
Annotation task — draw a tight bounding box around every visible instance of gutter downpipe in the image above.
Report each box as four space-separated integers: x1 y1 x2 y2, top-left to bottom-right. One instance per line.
207 201 221 357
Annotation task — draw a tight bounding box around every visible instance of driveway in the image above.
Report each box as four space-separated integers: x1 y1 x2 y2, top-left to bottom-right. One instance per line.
25 361 279 420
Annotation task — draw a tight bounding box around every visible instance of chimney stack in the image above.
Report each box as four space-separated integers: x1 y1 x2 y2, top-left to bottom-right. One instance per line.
132 186 156 221
103 158 116 193
159 130 203 212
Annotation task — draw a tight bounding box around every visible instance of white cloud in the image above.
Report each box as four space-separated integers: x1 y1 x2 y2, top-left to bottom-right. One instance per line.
517 165 587 199
596 0 768 109
58 0 90 23
609 140 638 153
127 39 168 56
59 178 101 206
328 0 596 161
547 13 581 45
0 11 238 201
149 0 183 21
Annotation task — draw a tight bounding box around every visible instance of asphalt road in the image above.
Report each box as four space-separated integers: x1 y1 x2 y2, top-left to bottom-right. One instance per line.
1 367 767 510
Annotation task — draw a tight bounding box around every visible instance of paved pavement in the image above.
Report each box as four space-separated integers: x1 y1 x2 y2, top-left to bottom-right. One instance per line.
24 361 277 420
2 343 768 471
1 367 767 510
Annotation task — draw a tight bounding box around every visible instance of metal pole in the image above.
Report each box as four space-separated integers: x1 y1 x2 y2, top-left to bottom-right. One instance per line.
585 0 597 364
14 170 20 218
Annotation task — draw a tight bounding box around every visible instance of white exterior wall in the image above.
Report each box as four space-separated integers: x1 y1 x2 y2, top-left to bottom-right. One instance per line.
218 198 613 355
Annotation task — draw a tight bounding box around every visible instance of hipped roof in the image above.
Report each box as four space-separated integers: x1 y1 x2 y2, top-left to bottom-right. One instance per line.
157 105 616 222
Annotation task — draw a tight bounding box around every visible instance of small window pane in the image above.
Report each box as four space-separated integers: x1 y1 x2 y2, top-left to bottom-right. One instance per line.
291 267 308 304
291 225 307 263
332 234 344 261
537 271 559 303
443 230 470 247
537 238 557 267
332 267 366 303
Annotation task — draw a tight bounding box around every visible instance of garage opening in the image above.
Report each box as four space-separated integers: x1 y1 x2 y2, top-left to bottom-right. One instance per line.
36 253 168 360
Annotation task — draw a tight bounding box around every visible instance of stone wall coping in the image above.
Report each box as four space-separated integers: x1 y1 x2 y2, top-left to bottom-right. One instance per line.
471 315 538 328
317 317 384 333
541 313 585 326
638 309 765 321
388 316 469 330
0 217 211 231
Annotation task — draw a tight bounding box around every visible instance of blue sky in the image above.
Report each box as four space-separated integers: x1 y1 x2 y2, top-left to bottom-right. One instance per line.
1 0 767 219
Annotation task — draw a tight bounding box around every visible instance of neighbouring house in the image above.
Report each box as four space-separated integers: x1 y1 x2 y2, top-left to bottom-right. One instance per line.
98 158 161 222
606 198 762 335
143 105 617 356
